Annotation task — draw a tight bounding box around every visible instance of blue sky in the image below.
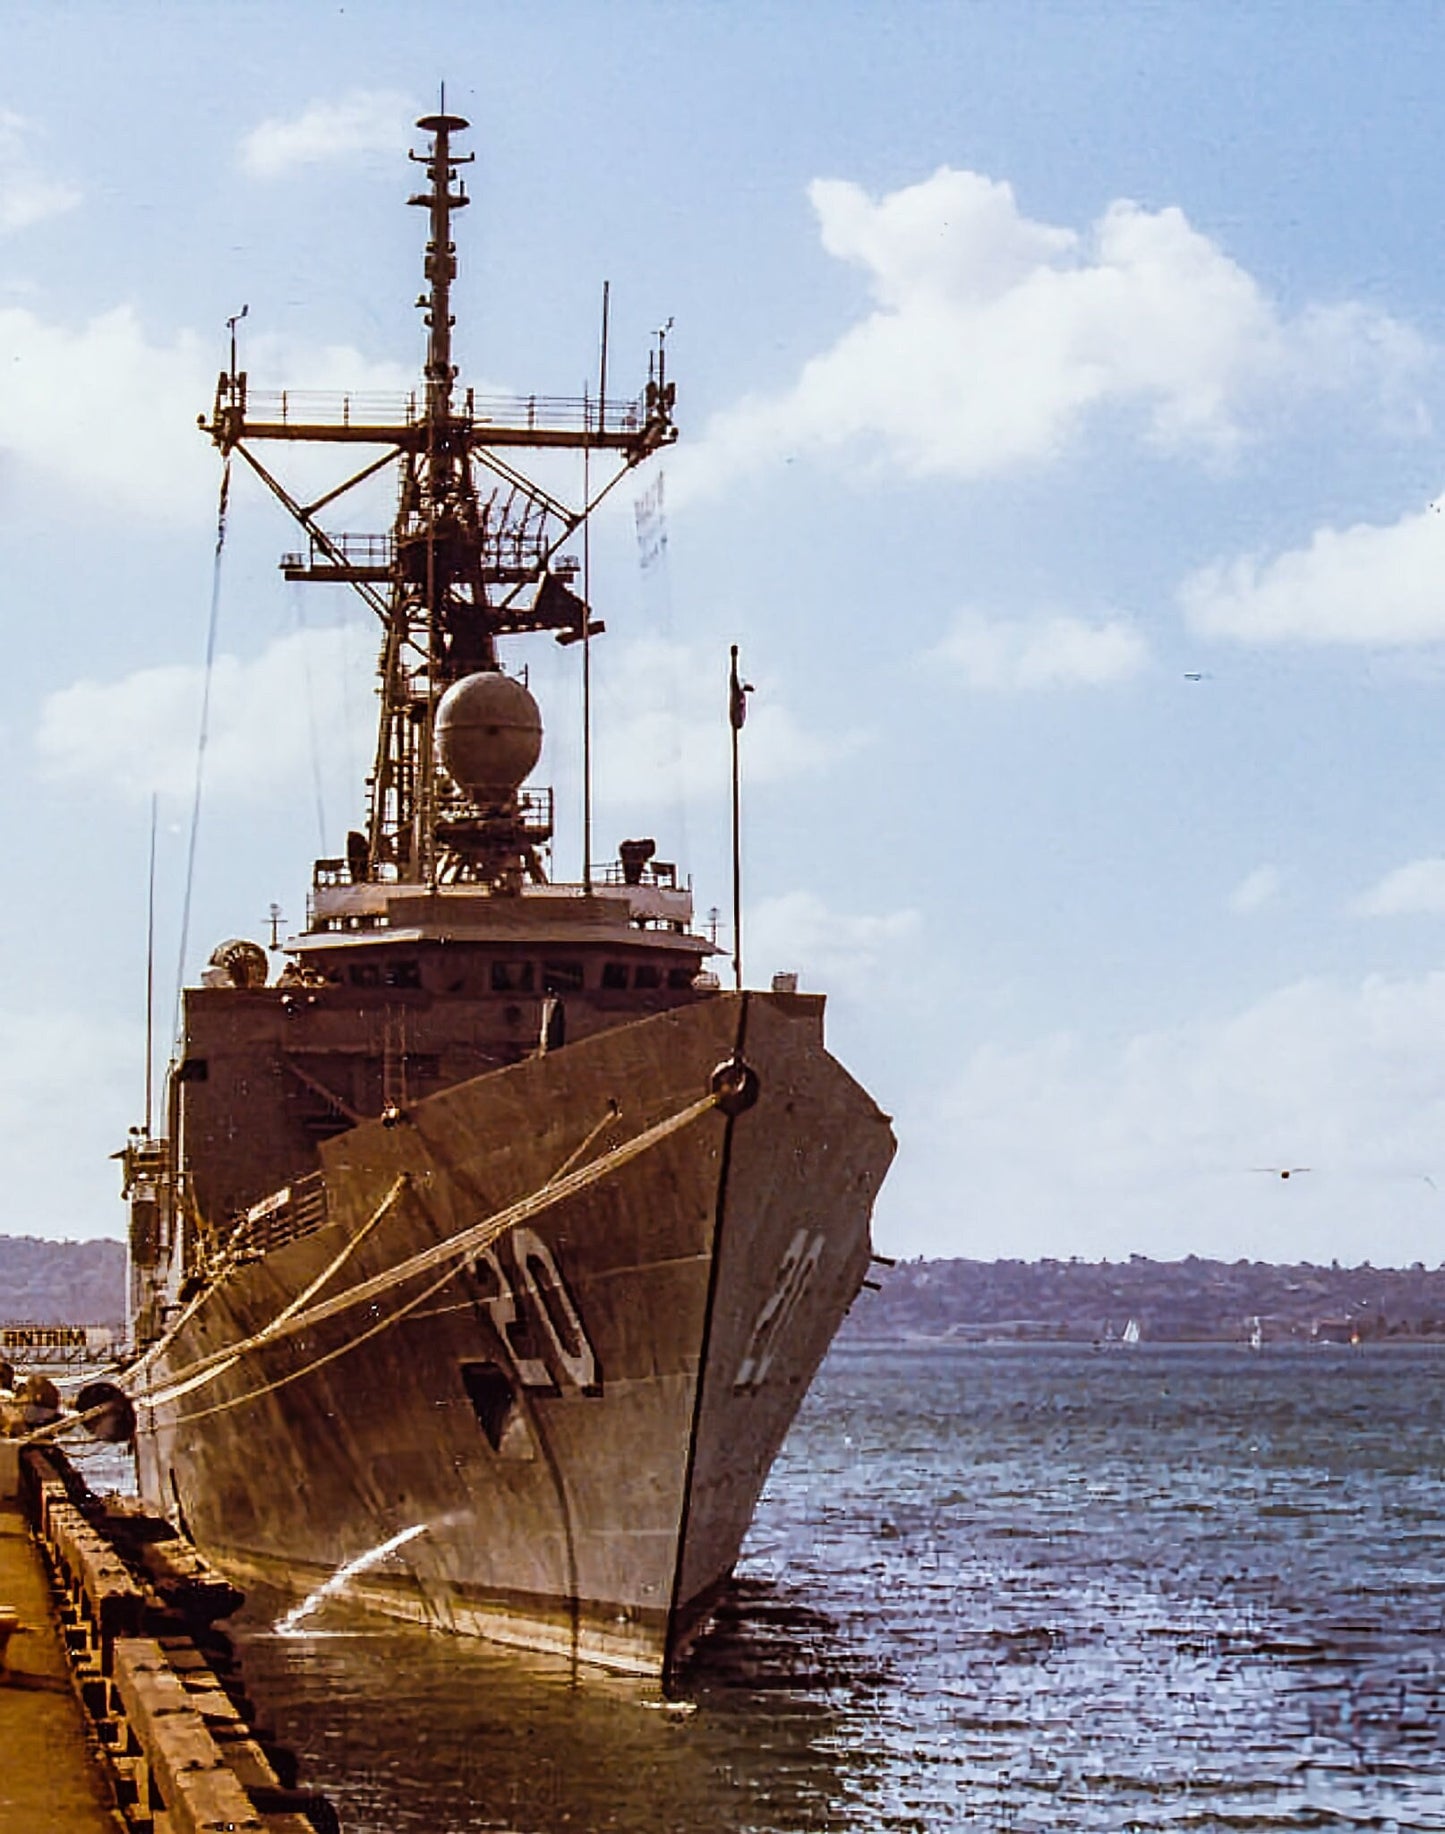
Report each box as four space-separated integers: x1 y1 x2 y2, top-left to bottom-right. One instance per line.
8 2 1445 1265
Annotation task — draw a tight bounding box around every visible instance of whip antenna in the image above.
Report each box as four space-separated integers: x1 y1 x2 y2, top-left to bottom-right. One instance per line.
144 793 157 1137
174 449 231 1034
729 645 751 991
583 280 610 891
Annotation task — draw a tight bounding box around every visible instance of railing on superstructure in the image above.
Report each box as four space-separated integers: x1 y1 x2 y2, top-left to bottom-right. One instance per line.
210 378 675 455
301 850 695 933
244 386 651 432
309 789 555 894
281 532 393 574
595 858 681 891
308 832 687 902
280 535 582 585
229 1172 329 1262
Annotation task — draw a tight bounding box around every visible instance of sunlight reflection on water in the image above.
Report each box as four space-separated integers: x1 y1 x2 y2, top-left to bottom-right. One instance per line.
220 1343 1445 1831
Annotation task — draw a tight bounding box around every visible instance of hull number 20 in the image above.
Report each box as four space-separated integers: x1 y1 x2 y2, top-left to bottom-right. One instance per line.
735 1228 825 1390
473 1228 599 1393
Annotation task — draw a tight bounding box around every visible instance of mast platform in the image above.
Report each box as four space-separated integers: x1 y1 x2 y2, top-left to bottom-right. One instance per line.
207 384 676 458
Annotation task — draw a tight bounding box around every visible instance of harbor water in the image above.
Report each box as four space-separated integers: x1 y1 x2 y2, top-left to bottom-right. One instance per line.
216 1342 1445 1831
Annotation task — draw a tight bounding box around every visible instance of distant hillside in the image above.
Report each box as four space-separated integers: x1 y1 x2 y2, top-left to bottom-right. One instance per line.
7 1237 1445 1347
842 1255 1445 1344
0 1235 126 1328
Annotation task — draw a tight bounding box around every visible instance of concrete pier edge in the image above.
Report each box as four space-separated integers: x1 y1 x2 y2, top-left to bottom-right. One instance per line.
2 1439 335 1834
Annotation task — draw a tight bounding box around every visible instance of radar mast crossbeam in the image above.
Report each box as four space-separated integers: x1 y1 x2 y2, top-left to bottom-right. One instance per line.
197 109 675 891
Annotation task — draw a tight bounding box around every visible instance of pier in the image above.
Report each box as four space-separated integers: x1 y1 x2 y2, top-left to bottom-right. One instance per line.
0 1439 334 1834
0 1443 117 1832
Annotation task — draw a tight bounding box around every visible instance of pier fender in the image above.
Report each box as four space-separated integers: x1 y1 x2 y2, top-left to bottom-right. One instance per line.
710 1055 760 1116
15 1374 60 1431
74 1380 137 1445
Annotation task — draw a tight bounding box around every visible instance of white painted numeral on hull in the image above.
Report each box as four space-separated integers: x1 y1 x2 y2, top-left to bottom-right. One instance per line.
472 1232 599 1393
513 1227 598 1391
734 1228 825 1390
473 1246 552 1387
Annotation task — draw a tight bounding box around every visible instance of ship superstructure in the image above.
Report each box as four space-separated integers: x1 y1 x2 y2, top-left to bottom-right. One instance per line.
115 112 894 1677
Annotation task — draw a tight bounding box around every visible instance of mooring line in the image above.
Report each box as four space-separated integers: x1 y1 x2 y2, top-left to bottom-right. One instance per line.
167 1242 462 1426
124 1086 720 1416
123 1173 412 1404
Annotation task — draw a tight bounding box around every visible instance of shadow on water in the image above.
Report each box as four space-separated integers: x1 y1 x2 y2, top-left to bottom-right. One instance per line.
686 1575 888 1693
231 1573 879 1834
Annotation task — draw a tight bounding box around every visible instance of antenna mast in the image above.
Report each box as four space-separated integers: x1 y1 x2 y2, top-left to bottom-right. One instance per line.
144 794 157 1137
201 112 677 895
729 646 750 991
409 107 475 883
583 281 610 892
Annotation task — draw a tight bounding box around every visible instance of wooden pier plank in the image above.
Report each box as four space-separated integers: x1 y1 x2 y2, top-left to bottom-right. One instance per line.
0 1491 122 1834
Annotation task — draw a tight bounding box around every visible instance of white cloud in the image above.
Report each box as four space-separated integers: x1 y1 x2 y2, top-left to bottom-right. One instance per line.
589 638 857 813
1182 496 1445 646
885 971 1445 1265
41 626 846 874
1352 857 1445 918
0 1010 138 1239
240 91 415 178
1229 864 1283 914
747 890 921 1001
932 609 1147 690
0 110 80 234
0 309 414 519
678 168 1425 497
37 624 378 806
0 305 215 516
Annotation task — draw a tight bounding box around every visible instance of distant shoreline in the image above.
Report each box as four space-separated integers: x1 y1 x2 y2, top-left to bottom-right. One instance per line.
840 1254 1445 1348
7 1237 1445 1348
835 1332 1445 1349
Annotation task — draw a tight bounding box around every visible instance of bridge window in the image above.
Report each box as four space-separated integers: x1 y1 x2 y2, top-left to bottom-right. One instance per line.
349 963 380 987
668 967 696 990
601 963 629 991
491 961 535 993
542 960 584 994
633 964 660 990
385 960 421 989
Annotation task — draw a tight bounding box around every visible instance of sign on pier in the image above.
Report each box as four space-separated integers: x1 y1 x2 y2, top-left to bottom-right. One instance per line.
1 1324 116 1366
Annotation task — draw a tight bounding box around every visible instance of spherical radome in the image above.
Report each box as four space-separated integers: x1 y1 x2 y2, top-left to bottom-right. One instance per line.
435 670 543 800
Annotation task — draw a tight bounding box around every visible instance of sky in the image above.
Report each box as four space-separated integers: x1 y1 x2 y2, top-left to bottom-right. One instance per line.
7 2 1445 1266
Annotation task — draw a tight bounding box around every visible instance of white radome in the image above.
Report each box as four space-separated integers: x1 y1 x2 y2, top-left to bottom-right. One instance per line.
435 670 543 801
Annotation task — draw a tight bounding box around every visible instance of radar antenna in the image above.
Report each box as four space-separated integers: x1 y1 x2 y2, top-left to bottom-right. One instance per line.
201 111 676 891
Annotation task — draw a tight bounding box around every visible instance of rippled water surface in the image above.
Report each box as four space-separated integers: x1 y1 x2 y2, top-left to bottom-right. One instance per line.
225 1343 1445 1831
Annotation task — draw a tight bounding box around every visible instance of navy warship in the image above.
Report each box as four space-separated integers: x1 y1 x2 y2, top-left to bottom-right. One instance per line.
113 111 894 1677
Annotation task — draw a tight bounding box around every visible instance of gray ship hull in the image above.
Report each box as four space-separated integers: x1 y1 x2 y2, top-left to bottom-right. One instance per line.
132 992 894 1675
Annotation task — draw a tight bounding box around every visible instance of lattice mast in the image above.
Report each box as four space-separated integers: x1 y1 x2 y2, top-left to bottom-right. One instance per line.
204 109 676 890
